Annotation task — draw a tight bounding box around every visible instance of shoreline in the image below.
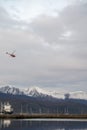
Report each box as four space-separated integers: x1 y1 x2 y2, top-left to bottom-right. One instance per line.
0 114 87 119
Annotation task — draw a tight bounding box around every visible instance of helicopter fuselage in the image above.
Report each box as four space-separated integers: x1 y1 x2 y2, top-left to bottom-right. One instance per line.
6 52 16 58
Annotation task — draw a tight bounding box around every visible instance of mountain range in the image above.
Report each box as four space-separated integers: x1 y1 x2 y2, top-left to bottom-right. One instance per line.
0 86 87 114
0 85 87 100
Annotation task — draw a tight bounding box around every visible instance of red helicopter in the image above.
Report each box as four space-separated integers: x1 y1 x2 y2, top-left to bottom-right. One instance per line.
6 51 16 58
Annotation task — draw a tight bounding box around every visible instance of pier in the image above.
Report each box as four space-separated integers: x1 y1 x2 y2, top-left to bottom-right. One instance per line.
0 113 87 119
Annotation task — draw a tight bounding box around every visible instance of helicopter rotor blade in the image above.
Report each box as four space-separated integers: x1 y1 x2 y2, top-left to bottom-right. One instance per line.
12 50 16 54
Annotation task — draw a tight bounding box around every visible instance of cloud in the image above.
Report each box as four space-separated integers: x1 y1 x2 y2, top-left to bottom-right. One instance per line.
0 1 87 91
0 6 17 28
29 1 87 90
30 1 87 59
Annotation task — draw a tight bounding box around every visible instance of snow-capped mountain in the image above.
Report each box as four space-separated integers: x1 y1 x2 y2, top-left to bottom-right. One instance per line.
50 91 87 100
0 86 87 100
0 86 24 95
69 91 87 100
24 86 50 97
0 86 51 98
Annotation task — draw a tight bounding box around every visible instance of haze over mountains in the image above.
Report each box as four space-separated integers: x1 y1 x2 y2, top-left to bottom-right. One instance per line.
0 86 87 100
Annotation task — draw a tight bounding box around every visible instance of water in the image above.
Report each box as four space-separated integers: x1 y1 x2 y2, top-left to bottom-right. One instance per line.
0 118 87 130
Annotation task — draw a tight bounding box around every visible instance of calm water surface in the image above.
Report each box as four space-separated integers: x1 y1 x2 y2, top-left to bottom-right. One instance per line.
0 118 87 130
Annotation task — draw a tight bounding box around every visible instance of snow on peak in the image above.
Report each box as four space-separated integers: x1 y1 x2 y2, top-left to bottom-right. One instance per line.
69 91 87 99
0 85 87 100
0 86 24 95
24 86 49 97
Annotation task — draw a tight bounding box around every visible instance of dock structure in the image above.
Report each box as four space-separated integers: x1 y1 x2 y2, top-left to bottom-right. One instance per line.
0 113 87 119
0 102 13 114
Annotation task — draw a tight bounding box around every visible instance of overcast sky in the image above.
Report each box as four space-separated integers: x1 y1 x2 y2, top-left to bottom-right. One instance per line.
0 0 87 92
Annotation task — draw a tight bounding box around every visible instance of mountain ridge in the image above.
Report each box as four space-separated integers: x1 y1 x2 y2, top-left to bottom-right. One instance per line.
0 86 87 114
0 85 87 100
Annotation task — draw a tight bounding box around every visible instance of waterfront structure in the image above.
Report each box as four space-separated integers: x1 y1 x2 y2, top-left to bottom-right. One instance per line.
1 102 13 114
